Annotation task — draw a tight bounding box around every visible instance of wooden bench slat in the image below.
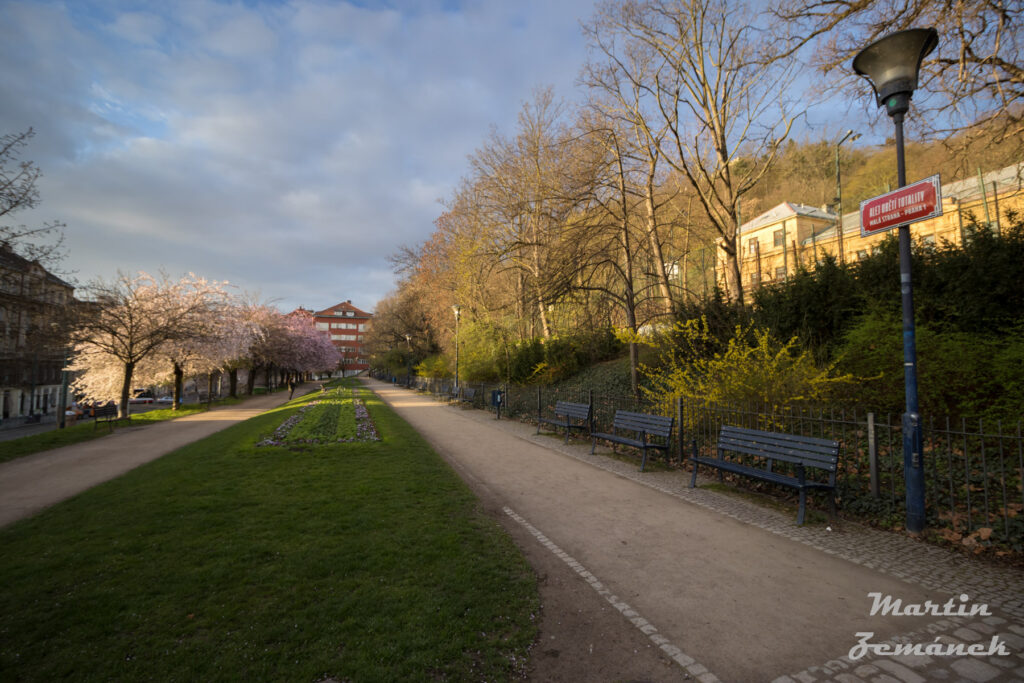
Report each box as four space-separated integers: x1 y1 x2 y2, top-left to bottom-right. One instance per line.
591 409 674 471
537 400 592 444
716 441 839 471
691 425 840 525
721 427 839 452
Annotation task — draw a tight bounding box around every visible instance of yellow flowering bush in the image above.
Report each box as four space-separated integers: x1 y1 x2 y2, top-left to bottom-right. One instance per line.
642 317 853 421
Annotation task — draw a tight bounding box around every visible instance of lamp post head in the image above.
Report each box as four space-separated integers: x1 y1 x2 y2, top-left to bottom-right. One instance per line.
452 304 461 320
853 27 937 117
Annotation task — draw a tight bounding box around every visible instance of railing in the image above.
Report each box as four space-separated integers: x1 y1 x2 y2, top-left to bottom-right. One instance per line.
388 375 1023 548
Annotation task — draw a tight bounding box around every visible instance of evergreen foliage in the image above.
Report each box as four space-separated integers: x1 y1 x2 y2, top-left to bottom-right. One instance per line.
683 211 1024 420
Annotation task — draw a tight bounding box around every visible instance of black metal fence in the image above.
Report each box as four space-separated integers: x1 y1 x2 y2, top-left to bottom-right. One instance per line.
383 373 1022 547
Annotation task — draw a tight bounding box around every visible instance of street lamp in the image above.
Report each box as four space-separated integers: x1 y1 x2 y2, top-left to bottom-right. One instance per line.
404 334 412 387
853 27 938 534
452 305 461 392
834 129 860 265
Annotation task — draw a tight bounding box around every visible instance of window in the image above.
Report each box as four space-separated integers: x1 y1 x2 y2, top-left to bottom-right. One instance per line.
857 250 869 261
315 322 329 330
358 324 365 331
345 311 354 317
775 266 787 279
773 229 785 248
922 234 936 245
748 239 758 255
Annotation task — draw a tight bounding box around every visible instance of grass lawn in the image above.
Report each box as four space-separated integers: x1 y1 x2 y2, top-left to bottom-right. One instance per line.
0 398 244 465
0 380 539 681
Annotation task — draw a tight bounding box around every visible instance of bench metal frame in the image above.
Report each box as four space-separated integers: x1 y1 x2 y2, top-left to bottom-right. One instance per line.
591 410 674 472
690 425 840 525
93 405 118 432
537 400 593 444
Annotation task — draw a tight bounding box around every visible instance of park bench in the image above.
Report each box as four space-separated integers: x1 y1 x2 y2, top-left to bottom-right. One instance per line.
457 387 477 406
435 383 450 400
591 410 674 472
537 400 592 444
93 404 118 432
690 425 840 525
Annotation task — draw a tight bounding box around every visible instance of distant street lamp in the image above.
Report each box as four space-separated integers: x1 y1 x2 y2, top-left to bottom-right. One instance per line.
853 27 938 534
834 129 860 265
452 305 461 392
405 334 412 387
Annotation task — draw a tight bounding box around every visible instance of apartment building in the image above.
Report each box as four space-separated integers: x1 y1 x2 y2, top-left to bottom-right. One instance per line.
312 300 373 376
719 162 1024 295
0 242 75 423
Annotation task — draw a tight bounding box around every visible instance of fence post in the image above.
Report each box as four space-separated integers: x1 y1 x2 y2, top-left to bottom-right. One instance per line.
588 389 594 433
868 412 879 498
676 396 684 463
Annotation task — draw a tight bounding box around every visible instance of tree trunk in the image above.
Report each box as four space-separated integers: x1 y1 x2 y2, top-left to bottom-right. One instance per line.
172 361 184 411
615 146 641 400
119 361 135 419
207 372 214 408
229 368 238 398
644 160 675 318
246 365 258 395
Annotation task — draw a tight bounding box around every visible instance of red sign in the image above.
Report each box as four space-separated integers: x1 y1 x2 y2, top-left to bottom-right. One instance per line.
860 174 942 237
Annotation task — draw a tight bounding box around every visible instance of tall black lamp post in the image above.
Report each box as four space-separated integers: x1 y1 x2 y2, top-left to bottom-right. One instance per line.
452 305 461 392
834 129 860 264
853 27 938 534
405 334 412 387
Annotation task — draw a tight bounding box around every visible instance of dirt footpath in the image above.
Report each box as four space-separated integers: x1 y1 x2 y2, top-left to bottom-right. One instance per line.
365 380 952 682
0 391 298 528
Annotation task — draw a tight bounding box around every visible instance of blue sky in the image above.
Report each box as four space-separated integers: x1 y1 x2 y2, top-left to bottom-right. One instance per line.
1 0 866 313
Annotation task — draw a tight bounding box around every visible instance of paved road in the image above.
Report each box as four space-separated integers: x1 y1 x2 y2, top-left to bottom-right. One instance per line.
0 391 298 528
366 378 1024 683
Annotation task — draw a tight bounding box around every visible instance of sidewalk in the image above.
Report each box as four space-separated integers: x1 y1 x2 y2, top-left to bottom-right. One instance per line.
366 378 1024 683
0 390 299 528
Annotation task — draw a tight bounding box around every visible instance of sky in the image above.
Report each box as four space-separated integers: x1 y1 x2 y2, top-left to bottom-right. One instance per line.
1 0 866 314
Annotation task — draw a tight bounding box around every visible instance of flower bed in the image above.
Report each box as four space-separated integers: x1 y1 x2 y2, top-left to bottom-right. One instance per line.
258 387 380 447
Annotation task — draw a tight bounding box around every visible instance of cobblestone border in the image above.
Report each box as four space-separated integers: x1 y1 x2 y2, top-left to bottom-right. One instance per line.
503 506 720 682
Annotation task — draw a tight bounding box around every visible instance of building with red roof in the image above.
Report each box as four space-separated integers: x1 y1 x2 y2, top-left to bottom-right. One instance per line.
312 300 373 376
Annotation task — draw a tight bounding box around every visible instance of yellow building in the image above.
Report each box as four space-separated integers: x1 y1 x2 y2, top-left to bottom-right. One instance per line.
719 162 1024 295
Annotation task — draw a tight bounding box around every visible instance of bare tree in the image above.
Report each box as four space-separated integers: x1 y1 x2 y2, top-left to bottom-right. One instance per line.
772 0 1023 160
582 17 682 318
1 129 64 266
573 122 649 397
469 89 595 338
584 0 801 305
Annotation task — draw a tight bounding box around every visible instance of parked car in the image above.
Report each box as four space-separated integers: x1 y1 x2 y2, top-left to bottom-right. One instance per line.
129 390 154 405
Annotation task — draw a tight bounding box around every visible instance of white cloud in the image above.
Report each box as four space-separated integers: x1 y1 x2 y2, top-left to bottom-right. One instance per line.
2 0 601 311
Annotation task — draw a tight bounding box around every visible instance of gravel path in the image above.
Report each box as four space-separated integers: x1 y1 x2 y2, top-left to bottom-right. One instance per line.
366 378 1024 683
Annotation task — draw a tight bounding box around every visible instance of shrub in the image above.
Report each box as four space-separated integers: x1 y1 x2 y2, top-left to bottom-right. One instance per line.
414 355 451 379
751 254 861 360
836 310 1024 420
501 329 623 385
642 317 853 419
